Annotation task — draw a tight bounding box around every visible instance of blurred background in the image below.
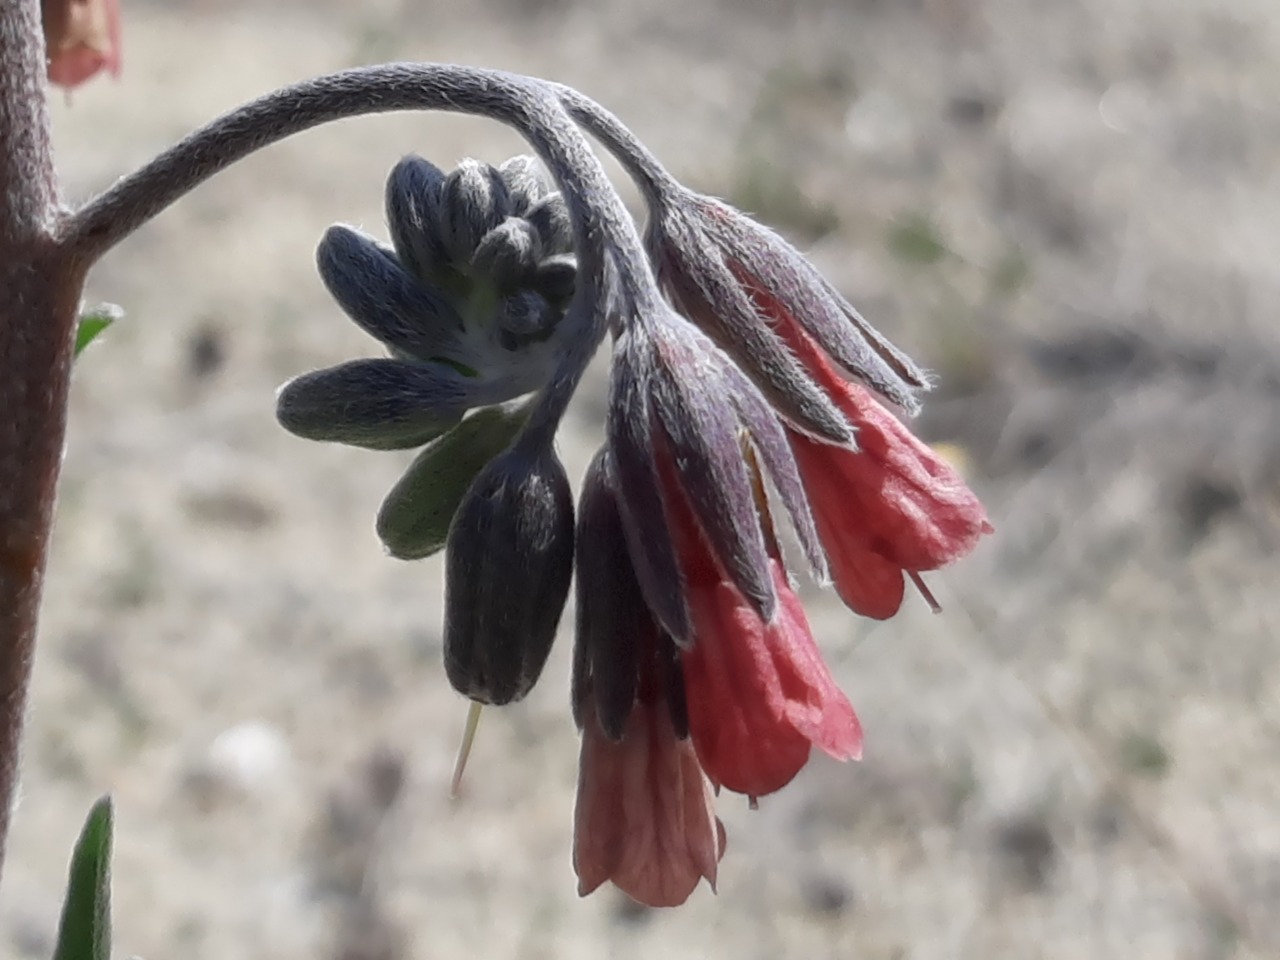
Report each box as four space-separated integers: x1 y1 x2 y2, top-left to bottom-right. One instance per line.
8 0 1280 957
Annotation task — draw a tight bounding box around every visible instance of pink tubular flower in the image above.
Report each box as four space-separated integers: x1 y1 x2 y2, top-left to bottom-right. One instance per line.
656 440 863 798
44 0 122 90
788 386 992 619
573 695 725 907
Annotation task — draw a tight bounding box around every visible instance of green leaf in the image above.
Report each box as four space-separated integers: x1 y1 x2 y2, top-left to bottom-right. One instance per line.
376 401 531 560
53 796 114 960
74 305 122 359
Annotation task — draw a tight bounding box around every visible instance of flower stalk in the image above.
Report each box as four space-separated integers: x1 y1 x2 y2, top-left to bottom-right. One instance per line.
0 0 82 881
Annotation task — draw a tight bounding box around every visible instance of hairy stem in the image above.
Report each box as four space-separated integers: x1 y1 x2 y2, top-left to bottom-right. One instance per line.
550 84 681 209
0 0 85 882
65 64 662 436
66 67 589 260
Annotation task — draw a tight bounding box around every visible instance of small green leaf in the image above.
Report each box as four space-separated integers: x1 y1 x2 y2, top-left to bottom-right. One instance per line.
53 796 114 960
376 401 531 560
74 305 122 359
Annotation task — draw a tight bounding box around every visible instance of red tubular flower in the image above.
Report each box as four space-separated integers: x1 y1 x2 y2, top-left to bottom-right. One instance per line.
682 558 863 797
765 289 994 619
605 309 829 647
655 438 863 798
788 384 992 619
44 0 122 89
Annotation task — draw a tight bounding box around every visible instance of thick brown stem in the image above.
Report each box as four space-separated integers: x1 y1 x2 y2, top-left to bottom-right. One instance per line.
0 0 83 881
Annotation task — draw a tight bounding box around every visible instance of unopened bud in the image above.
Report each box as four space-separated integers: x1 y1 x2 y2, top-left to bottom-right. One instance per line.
531 255 577 307
443 443 576 705
440 160 511 265
385 155 451 284
275 358 468 451
496 291 557 351
573 450 644 739
317 224 463 362
498 155 550 217
471 218 543 290
525 194 574 256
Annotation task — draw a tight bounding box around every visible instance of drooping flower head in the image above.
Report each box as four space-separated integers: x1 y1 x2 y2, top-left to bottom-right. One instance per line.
566 297 866 905
273 96 992 909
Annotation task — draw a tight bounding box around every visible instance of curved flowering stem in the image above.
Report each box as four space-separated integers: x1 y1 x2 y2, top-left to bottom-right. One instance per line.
4 55 674 887
550 83 682 208
64 63 664 437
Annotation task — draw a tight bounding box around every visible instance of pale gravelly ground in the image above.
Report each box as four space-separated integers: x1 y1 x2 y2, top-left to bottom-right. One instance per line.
5 0 1280 958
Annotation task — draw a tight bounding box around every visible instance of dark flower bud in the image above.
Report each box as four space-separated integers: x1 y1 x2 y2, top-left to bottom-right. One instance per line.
572 449 646 739
572 448 692 740
384 154 451 284
275 358 469 450
440 159 511 265
496 290 558 351
525 194 574 255
318 225 463 363
443 441 576 705
471 217 543 290
530 255 577 307
498 155 551 216
376 402 531 560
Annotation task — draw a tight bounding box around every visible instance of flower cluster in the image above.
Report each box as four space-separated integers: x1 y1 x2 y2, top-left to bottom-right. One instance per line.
566 189 991 904
280 141 991 907
278 155 580 703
